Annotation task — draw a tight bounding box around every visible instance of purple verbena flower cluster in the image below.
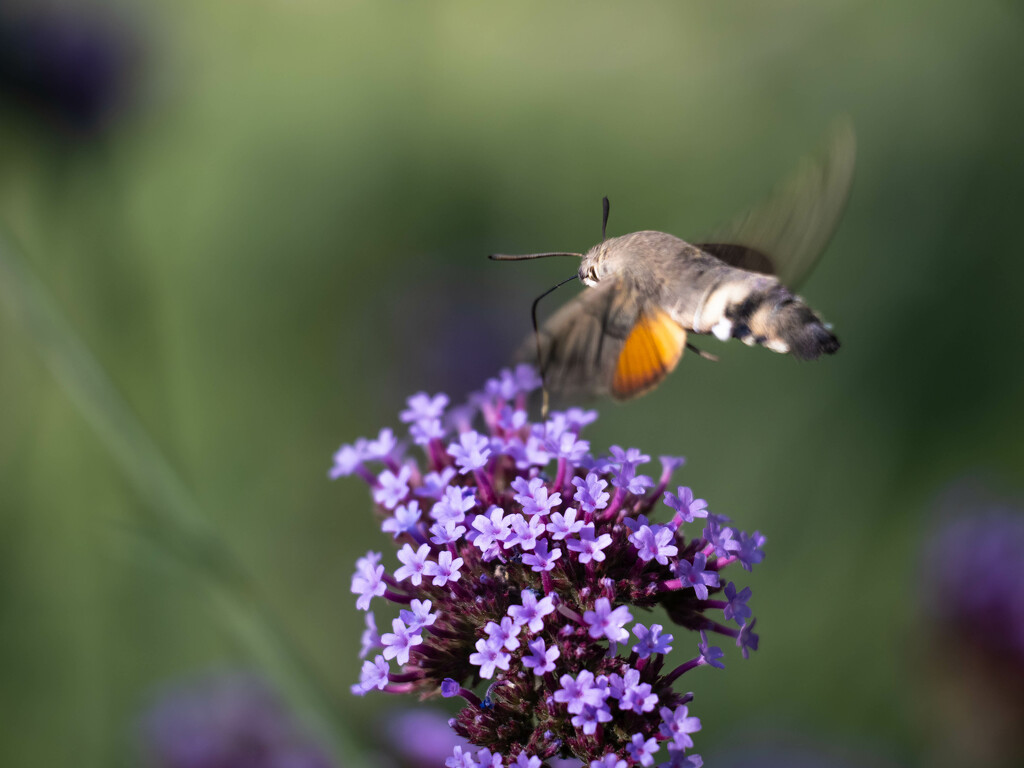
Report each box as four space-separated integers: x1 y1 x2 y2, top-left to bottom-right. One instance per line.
335 366 765 768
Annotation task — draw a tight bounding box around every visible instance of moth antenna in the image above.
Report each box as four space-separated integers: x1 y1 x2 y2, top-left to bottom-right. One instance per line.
601 196 610 241
531 274 580 418
489 252 584 261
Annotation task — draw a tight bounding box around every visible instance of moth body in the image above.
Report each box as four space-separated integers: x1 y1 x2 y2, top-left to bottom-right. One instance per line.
493 121 856 401
579 230 838 362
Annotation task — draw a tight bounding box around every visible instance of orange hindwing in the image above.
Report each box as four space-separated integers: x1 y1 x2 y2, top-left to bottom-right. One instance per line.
611 308 687 399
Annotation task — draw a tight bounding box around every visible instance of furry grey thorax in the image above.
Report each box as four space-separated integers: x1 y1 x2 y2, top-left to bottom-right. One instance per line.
576 229 837 360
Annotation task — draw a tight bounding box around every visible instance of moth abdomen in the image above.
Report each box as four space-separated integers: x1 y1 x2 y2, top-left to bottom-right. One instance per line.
767 300 839 359
726 286 839 360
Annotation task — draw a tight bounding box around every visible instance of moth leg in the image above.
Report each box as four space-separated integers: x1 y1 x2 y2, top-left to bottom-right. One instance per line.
686 343 719 362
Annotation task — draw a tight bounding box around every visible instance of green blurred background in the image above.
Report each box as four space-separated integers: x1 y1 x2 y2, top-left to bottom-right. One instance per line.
1 1 1022 766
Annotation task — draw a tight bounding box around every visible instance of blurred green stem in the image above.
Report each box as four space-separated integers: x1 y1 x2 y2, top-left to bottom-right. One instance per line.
0 228 365 768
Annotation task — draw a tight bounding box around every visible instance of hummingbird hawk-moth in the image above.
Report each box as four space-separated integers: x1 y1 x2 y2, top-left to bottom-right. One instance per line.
490 122 855 402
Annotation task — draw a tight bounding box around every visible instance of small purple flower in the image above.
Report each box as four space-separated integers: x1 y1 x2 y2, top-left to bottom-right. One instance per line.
374 465 412 509
546 509 585 540
612 669 658 713
584 598 633 644
511 476 562 517
563 407 598 430
475 747 504 768
674 553 719 601
659 705 701 750
359 612 380 659
735 530 767 571
627 733 659 767
431 485 476 524
513 753 542 768
411 417 446 445
629 524 679 564
723 582 752 626
448 431 492 474
504 434 552 469
697 631 725 670
578 453 616 473
591 754 627 768
571 703 612 735
554 670 606 714
351 551 386 611
423 551 463 587
382 499 422 538
354 655 391 694
429 520 467 546
485 617 522 652
504 513 546 551
662 751 703 768
400 599 437 633
659 455 687 474
469 637 511 679
401 392 449 423
703 514 739 559
548 430 590 462
567 525 613 564
610 445 651 467
395 543 431 586
470 506 512 552
416 467 456 499
446 745 476 768
664 486 708 523
485 367 524 400
381 617 423 666
737 619 759 659
572 472 611 514
508 589 556 633
329 438 369 479
366 428 399 461
521 538 562 572
522 638 560 675
622 513 656 534
632 623 673 658
612 462 654 495
498 406 529 432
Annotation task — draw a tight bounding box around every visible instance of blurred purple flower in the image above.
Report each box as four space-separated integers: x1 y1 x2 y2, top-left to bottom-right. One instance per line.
922 494 1024 663
140 671 333 768
0 5 140 134
382 708 469 768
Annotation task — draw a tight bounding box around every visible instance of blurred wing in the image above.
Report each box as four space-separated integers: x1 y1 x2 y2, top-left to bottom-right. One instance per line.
525 279 639 398
697 119 856 288
524 279 687 400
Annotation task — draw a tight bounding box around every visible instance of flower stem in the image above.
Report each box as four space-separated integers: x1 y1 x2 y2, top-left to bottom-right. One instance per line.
554 458 567 491
384 589 413 604
663 657 701 684
474 469 497 505
602 488 625 521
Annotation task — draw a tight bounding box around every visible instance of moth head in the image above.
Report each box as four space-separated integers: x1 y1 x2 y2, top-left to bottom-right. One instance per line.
578 244 608 286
